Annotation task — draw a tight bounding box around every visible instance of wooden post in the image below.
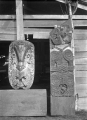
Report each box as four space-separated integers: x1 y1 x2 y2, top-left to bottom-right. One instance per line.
16 0 24 40
68 2 76 97
50 1 75 116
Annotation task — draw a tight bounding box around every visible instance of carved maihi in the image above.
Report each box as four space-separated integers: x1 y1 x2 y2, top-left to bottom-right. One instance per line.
8 40 35 89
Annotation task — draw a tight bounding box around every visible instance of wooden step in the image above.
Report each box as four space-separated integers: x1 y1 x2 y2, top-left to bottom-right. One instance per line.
0 89 47 116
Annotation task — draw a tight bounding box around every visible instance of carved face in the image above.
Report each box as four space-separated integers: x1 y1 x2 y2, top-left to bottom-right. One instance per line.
8 40 35 89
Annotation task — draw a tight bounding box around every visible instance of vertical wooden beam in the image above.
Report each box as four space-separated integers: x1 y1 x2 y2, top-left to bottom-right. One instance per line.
50 1 75 116
68 2 76 97
16 0 24 40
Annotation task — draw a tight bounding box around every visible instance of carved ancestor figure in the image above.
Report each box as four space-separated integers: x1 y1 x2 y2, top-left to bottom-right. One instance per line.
8 40 35 89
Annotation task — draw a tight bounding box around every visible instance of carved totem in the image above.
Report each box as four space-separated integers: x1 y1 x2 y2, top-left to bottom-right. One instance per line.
50 18 74 97
8 40 35 89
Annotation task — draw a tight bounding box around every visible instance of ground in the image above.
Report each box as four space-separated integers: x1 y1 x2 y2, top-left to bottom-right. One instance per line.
0 111 87 120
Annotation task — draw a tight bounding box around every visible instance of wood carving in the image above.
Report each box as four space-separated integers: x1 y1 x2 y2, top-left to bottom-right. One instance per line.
63 47 73 62
50 1 76 115
50 20 74 97
8 40 35 89
51 72 74 97
49 19 72 45
49 27 63 45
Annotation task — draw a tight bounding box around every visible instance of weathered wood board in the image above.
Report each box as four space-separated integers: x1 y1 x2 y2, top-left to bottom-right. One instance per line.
0 28 87 40
0 15 87 20
76 97 87 111
0 20 87 28
75 52 87 59
75 58 87 65
0 28 87 42
75 71 87 77
76 77 87 84
51 96 75 116
0 90 47 116
16 0 24 40
76 84 87 97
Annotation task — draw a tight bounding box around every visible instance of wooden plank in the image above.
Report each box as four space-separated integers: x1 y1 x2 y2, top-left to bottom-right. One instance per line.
75 52 87 59
0 30 87 42
51 96 75 116
76 84 87 97
76 84 87 90
75 71 87 77
0 15 87 20
0 27 86 36
0 28 86 40
75 58 87 65
0 20 87 28
23 15 87 20
16 0 24 40
75 40 87 51
76 77 87 84
74 33 87 40
76 89 87 97
0 90 47 116
75 65 87 71
0 34 16 41
76 98 87 111
23 20 87 27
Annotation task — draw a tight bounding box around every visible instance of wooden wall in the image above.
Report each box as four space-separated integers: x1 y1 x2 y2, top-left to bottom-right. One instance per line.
0 15 87 110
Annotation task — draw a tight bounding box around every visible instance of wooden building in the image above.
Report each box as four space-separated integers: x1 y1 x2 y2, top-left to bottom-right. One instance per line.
0 0 87 116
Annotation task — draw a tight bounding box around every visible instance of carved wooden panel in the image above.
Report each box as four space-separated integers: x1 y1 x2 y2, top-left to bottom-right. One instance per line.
50 21 74 97
8 40 35 89
49 23 72 45
51 71 74 97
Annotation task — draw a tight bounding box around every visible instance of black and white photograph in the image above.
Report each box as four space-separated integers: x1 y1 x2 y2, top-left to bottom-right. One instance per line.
0 0 87 120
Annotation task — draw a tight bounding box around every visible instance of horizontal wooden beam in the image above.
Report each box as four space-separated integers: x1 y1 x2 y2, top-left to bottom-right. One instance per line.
76 98 87 110
75 58 87 65
76 77 87 84
76 84 87 97
75 52 87 59
76 86 87 97
76 65 87 71
0 20 87 29
76 71 87 77
0 28 87 36
0 15 87 20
